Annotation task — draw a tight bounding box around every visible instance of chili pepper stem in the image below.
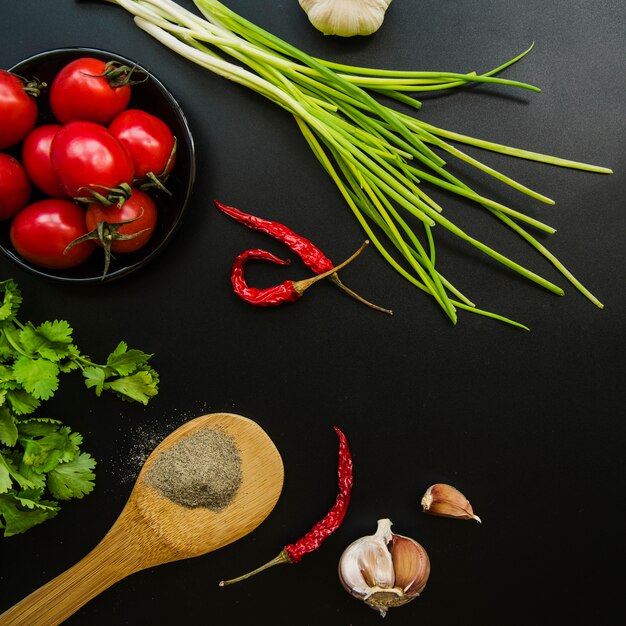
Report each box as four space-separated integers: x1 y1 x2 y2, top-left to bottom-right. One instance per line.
219 549 291 586
292 240 370 294
329 273 393 315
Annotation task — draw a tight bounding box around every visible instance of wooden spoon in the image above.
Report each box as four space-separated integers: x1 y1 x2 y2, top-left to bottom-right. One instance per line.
0 412 284 626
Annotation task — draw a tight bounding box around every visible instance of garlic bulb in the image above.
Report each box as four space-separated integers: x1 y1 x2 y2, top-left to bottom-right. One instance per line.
338 518 430 617
299 0 393 37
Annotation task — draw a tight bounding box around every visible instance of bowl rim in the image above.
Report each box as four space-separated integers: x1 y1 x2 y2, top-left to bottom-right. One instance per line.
2 46 196 285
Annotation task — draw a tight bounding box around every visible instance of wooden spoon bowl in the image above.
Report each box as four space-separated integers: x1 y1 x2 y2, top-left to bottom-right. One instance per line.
0 413 284 626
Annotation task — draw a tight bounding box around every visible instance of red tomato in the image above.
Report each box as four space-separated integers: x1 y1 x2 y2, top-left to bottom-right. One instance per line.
108 109 177 179
49 57 132 125
0 70 39 149
10 199 95 269
0 153 31 220
21 124 69 198
50 121 135 198
85 188 157 254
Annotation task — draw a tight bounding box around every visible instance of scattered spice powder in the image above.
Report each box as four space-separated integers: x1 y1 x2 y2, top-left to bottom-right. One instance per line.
144 427 243 511
114 418 180 485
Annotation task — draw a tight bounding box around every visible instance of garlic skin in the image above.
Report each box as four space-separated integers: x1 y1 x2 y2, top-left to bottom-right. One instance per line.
299 0 393 37
421 483 481 522
338 518 430 617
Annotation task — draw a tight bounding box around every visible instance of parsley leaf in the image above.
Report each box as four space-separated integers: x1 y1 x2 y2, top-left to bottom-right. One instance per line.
0 450 35 492
20 320 74 362
18 420 80 473
0 454 12 492
106 341 154 376
12 356 60 401
105 369 160 405
47 453 96 500
82 366 105 397
0 279 22 322
0 407 18 446
83 343 159 403
0 492 59 537
5 388 40 416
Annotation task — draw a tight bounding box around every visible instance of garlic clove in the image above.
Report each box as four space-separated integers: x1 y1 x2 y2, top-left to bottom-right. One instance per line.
421 483 481 523
390 533 430 596
299 0 393 38
338 518 430 617
338 518 395 598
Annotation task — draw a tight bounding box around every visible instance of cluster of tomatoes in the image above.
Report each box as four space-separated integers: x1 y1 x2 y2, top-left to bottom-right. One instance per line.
0 56 177 275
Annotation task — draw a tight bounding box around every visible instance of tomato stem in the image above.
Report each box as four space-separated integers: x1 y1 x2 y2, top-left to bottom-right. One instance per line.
64 209 149 280
74 182 132 207
9 71 47 97
85 61 148 88
137 138 177 195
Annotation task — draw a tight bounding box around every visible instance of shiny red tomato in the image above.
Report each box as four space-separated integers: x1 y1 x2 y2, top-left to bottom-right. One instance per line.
85 188 157 254
0 152 31 220
108 109 177 180
50 121 135 199
10 199 95 269
49 57 132 125
21 124 69 198
0 70 39 149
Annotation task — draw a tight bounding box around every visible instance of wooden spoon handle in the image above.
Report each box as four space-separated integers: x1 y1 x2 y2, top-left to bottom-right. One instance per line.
0 528 141 626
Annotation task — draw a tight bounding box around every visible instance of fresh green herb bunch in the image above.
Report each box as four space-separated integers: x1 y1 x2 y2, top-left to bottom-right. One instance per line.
0 278 159 537
105 0 612 327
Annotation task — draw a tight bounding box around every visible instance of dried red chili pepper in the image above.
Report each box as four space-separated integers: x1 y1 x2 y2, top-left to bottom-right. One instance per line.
219 425 353 586
230 249 298 306
215 199 333 271
231 243 369 307
215 200 392 314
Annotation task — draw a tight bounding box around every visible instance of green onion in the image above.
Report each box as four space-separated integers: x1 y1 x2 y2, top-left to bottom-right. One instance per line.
104 0 613 327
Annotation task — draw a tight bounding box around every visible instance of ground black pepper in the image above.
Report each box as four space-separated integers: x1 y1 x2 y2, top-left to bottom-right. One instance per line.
144 427 243 511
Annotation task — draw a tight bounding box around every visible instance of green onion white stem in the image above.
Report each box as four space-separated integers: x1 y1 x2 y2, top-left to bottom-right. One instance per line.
102 0 612 326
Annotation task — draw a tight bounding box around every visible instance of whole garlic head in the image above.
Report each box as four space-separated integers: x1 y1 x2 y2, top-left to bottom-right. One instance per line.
338 518 430 617
299 0 393 37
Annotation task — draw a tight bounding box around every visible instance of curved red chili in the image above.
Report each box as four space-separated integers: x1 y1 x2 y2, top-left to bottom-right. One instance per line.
215 200 392 314
230 249 300 306
219 426 353 586
230 242 370 308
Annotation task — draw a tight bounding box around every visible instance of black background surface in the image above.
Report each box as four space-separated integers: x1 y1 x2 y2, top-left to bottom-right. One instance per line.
1 1 625 624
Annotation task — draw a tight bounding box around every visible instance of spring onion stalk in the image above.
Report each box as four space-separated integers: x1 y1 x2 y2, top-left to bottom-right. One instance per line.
102 0 612 326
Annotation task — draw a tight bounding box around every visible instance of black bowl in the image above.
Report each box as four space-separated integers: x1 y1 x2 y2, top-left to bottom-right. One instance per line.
1 47 196 283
